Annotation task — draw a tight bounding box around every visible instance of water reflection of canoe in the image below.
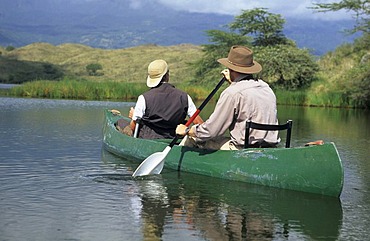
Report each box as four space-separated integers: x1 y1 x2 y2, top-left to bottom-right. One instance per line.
162 171 343 241
102 109 344 197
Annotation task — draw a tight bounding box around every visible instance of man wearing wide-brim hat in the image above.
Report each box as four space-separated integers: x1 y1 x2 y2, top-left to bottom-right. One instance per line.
129 59 203 139
176 45 279 150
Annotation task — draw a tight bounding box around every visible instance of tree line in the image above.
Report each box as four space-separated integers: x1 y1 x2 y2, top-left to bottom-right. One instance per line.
191 0 369 107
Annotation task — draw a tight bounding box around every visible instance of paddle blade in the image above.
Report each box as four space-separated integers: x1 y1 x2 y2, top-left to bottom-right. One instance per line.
132 146 171 177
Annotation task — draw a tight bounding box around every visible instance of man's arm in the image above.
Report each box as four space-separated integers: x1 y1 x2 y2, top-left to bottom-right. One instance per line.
187 95 204 125
193 115 204 124
130 119 136 131
129 95 145 131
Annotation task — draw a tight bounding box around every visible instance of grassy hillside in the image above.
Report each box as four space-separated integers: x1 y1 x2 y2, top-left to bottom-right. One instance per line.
2 38 368 108
308 34 370 107
1 42 203 84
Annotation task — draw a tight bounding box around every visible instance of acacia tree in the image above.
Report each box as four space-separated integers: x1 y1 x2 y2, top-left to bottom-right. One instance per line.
191 30 252 85
191 8 318 89
312 0 369 34
255 45 319 89
229 8 288 46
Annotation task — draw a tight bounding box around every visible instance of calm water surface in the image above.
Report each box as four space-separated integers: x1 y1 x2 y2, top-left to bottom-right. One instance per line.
0 97 369 241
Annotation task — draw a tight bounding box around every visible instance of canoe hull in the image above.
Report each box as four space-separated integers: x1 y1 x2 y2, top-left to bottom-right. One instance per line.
103 110 344 197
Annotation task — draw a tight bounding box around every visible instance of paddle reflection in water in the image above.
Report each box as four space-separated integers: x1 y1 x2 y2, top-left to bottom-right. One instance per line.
100 150 169 240
101 150 342 241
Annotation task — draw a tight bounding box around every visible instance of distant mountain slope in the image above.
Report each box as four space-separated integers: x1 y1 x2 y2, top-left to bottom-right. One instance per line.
0 0 358 55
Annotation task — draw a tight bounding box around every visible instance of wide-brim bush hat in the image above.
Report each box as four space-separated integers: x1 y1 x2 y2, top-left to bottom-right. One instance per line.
147 59 168 88
217 45 262 74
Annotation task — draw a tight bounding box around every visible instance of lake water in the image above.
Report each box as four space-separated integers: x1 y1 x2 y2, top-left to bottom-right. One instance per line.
0 97 369 241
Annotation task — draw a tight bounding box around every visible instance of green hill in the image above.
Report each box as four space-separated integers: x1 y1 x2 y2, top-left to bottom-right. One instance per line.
0 43 203 84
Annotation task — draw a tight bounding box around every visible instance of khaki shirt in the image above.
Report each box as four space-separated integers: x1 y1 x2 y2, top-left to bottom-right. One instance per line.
194 78 279 146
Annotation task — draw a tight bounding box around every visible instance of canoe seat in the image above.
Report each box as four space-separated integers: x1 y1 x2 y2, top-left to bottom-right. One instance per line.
245 120 293 148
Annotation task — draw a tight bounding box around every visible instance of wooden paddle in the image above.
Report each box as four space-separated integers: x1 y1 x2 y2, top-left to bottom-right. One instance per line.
132 77 227 177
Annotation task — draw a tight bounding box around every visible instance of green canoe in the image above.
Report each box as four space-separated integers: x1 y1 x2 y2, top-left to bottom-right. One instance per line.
102 109 344 197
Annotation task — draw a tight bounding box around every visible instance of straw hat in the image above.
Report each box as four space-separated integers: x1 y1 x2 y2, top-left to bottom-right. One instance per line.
217 46 262 74
146 59 168 88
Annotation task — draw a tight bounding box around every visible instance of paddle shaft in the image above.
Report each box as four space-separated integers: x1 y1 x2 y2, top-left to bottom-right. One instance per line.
168 76 227 147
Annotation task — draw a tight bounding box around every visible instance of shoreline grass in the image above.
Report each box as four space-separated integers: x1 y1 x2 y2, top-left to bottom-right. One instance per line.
275 89 353 108
7 79 147 101
2 79 360 108
4 79 218 102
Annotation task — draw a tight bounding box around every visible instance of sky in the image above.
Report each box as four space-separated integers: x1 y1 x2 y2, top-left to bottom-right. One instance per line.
129 0 352 21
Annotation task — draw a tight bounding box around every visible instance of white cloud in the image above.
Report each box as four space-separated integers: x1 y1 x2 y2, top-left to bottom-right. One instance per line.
156 0 353 20
129 0 143 9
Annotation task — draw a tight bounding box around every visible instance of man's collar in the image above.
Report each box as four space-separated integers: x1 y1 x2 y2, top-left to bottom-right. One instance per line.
233 74 253 82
